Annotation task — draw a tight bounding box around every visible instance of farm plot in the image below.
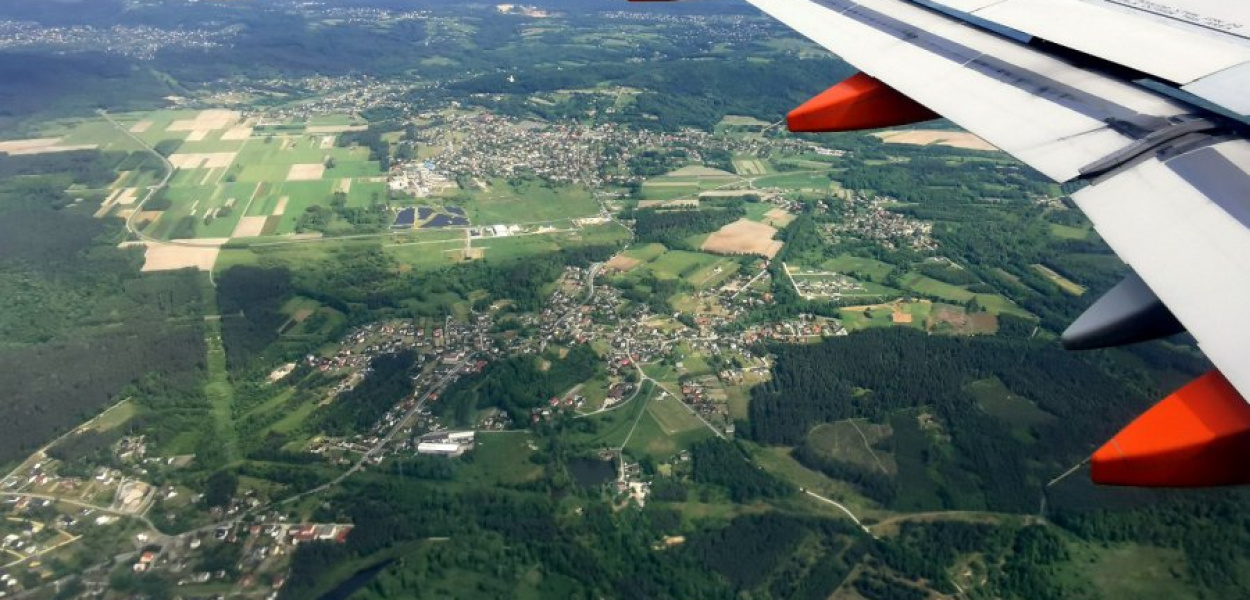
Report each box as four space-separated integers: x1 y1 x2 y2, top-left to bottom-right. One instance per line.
701 219 783 258
462 179 599 224
873 129 999 151
166 110 241 132
1033 264 1087 296
128 238 229 272
732 156 768 175
753 172 833 191
899 272 976 303
286 163 326 181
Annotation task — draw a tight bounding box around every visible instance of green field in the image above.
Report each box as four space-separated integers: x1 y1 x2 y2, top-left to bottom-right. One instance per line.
753 172 833 191
821 254 896 281
806 421 895 475
624 395 713 460
684 257 740 290
623 243 667 262
839 307 896 331
645 250 721 281
970 293 1033 318
900 272 976 303
458 433 544 486
462 179 600 224
1048 223 1091 240
744 443 882 516
1061 543 1202 600
732 156 769 176
966 377 1054 428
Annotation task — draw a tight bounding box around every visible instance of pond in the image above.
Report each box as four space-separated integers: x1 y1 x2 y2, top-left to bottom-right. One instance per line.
568 457 615 487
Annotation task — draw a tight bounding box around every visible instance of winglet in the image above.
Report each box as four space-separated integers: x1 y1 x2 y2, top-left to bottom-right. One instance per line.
788 72 938 133
1092 370 1250 487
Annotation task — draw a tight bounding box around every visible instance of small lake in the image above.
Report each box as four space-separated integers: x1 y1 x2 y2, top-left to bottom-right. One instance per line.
568 457 615 487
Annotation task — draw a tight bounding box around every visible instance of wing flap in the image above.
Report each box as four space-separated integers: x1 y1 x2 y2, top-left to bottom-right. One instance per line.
955 0 1250 84
1073 139 1250 396
745 0 1196 180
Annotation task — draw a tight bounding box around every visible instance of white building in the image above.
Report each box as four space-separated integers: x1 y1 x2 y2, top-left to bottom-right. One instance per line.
417 442 466 457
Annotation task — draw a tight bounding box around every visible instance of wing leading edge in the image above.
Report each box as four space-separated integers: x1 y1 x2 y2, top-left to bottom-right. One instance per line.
632 0 1250 486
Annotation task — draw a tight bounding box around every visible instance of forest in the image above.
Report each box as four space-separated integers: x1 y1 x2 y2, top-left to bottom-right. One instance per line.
0 150 207 465
280 478 736 600
689 438 794 502
627 205 746 250
747 328 1202 511
315 351 419 436
436 345 600 426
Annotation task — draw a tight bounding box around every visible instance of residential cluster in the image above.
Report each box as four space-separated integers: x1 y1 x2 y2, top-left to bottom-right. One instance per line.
827 190 938 251
0 20 228 59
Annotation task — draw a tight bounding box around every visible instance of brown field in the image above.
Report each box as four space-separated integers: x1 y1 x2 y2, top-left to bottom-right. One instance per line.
605 254 642 272
167 110 241 132
287 163 326 181
130 238 229 272
273 196 290 215
261 215 282 235
336 179 353 193
116 188 139 205
0 138 97 155
95 187 144 217
763 208 796 227
169 152 238 169
186 130 209 142
702 218 783 258
307 124 368 134
874 130 999 151
129 121 153 133
928 304 998 335
220 127 253 141
231 216 268 238
319 136 336 149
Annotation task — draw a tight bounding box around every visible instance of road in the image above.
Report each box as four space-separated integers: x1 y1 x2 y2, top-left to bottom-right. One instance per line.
0 491 159 532
278 353 478 505
622 341 726 441
803 490 875 537
98 111 178 247
1 397 132 488
731 267 769 300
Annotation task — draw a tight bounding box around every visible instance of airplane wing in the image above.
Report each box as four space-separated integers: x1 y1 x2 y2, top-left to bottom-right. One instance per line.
635 0 1250 487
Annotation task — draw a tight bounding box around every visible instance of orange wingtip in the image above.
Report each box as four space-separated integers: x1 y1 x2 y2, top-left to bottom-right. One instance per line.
1092 370 1250 487
787 72 938 133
